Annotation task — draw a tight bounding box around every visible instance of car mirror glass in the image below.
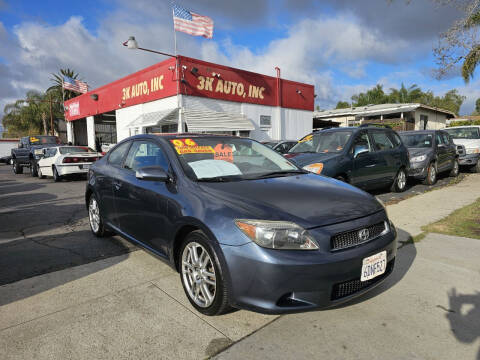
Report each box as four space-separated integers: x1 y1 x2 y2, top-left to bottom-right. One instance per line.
135 166 169 182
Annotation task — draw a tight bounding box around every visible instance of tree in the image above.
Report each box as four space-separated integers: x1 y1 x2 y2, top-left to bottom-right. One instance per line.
475 98 480 114
433 0 480 83
47 68 84 102
388 83 423 103
335 101 351 109
351 84 389 106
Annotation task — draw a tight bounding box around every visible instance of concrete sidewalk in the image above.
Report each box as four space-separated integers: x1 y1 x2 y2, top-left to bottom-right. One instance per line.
1 175 479 359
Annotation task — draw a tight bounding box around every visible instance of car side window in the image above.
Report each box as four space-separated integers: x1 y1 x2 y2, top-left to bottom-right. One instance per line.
371 131 395 151
388 132 402 148
51 149 57 157
108 141 131 167
436 133 444 146
441 133 450 145
123 141 169 172
351 132 372 156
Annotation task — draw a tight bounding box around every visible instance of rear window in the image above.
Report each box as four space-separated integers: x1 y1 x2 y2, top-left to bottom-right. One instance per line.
59 147 95 154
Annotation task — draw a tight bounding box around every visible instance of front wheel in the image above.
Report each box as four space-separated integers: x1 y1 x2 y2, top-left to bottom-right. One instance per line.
449 159 459 177
37 165 45 179
179 231 231 316
391 168 407 192
30 161 38 177
422 163 437 185
13 160 23 174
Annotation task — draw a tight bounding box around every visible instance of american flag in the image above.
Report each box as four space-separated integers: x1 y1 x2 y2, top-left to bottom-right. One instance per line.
173 5 213 39
62 76 88 94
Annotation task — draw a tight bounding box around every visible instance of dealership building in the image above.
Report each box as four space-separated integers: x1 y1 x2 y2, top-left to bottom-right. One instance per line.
64 56 314 150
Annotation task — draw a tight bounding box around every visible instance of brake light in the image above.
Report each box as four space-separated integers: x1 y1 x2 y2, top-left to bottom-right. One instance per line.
63 157 81 163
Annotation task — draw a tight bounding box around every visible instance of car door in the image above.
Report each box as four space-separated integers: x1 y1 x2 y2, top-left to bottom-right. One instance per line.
435 132 449 171
99 141 132 227
370 130 400 184
113 139 172 257
40 148 56 176
441 132 456 169
350 131 380 189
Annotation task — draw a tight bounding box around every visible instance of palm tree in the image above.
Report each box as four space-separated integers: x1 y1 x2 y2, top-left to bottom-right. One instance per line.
389 83 423 103
461 11 480 83
47 68 82 101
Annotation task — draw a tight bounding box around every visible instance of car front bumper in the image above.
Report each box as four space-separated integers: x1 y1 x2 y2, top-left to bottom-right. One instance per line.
56 163 91 176
458 153 479 166
221 212 397 314
408 162 428 179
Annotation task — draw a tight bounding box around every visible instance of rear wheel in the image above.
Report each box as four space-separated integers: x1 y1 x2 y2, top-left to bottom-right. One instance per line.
422 163 437 185
470 161 480 173
88 194 110 237
449 159 459 177
391 168 407 192
53 166 61 182
179 230 231 316
13 160 23 174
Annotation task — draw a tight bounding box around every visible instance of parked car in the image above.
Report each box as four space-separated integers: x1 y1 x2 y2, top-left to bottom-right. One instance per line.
441 126 480 173
37 146 101 182
399 130 459 185
86 134 397 315
0 155 12 165
285 125 410 192
11 135 62 176
262 140 298 154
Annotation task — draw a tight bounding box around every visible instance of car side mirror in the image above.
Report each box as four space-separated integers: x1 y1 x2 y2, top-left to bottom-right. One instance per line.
354 145 369 158
135 166 169 182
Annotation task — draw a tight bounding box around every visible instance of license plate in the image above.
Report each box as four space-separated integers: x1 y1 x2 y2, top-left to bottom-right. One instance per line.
361 251 387 281
80 164 90 170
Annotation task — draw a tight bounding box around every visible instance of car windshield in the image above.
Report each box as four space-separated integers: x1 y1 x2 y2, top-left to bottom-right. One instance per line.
444 127 480 139
400 133 433 148
289 131 352 154
29 136 60 145
169 137 302 181
59 146 95 154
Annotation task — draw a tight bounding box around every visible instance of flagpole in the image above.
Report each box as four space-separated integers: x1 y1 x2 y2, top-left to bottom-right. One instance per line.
173 5 182 133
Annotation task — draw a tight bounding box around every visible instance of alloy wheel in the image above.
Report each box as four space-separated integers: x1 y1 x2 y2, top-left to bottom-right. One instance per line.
429 164 436 184
397 170 406 190
88 197 100 233
181 242 216 308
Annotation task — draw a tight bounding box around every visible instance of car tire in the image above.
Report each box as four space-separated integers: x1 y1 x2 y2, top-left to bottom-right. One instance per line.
30 160 38 177
53 166 62 182
470 161 480 173
449 159 459 177
179 230 232 316
13 160 23 174
87 194 110 237
391 168 407 192
422 163 437 185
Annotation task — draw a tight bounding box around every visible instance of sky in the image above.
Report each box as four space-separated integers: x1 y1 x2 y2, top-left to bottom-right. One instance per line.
0 0 479 119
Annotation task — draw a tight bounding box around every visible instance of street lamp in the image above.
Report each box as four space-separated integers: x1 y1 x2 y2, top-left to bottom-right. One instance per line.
122 36 176 58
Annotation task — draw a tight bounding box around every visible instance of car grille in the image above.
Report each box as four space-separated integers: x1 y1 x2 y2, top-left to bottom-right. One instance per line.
331 260 394 300
331 221 387 251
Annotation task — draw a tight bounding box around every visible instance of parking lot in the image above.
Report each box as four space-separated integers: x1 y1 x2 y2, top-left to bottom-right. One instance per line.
1 164 479 359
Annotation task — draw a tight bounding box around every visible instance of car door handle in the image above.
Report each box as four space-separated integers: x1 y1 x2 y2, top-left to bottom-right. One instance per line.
365 164 376 167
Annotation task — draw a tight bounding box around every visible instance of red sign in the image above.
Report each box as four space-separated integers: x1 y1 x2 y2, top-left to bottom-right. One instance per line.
64 56 314 121
214 144 233 162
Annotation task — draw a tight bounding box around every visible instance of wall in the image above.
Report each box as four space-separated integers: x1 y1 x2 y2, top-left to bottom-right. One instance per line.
115 96 179 142
414 108 448 130
0 139 18 157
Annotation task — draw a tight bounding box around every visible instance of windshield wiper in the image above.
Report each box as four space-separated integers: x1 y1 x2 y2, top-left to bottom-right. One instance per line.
245 170 307 180
197 176 240 182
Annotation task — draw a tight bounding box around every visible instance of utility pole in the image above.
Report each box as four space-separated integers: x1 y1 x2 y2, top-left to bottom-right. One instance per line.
49 94 54 135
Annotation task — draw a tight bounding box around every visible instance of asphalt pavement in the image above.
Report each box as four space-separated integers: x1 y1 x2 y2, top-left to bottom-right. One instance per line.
0 164 479 359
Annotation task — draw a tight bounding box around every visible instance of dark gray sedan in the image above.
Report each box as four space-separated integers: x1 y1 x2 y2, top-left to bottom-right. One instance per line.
400 130 459 185
86 134 397 315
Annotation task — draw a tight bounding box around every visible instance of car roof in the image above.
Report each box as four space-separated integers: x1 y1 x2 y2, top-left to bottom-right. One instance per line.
443 125 480 129
401 130 438 135
149 133 241 140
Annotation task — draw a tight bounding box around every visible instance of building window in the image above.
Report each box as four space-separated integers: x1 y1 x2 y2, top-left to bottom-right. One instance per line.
260 115 271 128
238 131 250 137
420 114 428 130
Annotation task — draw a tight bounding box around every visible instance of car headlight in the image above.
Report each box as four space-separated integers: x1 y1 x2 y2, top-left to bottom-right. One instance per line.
235 219 319 250
34 149 43 155
411 155 427 162
303 163 323 174
466 148 480 154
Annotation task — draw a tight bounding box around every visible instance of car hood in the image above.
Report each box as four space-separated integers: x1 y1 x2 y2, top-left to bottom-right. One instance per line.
408 148 433 158
285 152 341 168
198 174 383 229
451 139 480 149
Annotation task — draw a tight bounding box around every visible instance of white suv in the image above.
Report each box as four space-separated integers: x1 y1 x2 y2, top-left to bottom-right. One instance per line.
442 126 480 172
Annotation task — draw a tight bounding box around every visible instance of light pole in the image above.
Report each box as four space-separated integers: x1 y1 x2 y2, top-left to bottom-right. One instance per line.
122 36 176 58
